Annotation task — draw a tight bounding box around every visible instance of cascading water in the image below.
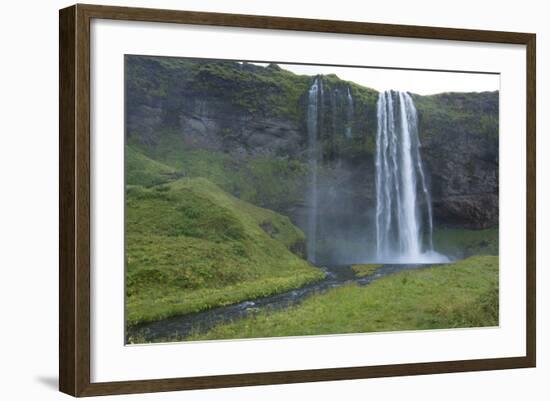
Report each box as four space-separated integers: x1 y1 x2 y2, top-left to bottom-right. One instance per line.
375 90 447 263
306 78 322 263
345 87 354 139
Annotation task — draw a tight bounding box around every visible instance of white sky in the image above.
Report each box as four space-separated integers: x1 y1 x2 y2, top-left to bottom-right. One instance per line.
253 62 500 95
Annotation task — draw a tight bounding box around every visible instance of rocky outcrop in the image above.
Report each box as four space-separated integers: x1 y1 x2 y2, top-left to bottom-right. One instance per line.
432 194 498 229
178 111 303 156
415 92 499 228
125 57 312 158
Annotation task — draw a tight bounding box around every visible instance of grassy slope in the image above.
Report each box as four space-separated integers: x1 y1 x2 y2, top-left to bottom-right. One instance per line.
126 145 180 187
189 256 498 341
125 152 324 326
129 132 309 213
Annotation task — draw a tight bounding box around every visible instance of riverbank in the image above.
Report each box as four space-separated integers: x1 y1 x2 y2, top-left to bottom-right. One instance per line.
187 255 498 341
127 262 428 343
127 256 497 343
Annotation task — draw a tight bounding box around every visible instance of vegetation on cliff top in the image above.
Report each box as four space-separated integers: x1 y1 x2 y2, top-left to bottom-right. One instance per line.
126 56 312 123
127 55 499 147
414 91 499 141
126 56 383 159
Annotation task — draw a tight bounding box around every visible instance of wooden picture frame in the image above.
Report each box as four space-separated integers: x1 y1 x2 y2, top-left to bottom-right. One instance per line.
59 3 536 397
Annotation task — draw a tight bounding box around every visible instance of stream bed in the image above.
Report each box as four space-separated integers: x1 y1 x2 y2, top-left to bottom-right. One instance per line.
126 263 436 343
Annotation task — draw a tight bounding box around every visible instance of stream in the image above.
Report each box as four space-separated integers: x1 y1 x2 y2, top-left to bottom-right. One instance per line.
126 263 436 343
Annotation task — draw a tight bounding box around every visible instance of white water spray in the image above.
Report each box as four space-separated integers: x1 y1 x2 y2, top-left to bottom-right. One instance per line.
345 87 354 139
375 90 447 263
306 78 322 263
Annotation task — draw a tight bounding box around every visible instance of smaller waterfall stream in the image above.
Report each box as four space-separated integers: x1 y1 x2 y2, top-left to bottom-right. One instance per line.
345 87 354 139
306 78 322 263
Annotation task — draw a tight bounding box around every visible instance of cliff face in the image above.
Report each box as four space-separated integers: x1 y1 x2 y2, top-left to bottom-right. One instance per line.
126 57 307 156
126 55 498 231
126 57 378 158
415 93 499 228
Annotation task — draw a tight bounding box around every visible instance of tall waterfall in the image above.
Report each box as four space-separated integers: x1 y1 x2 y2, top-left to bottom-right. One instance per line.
306 78 322 263
375 90 444 263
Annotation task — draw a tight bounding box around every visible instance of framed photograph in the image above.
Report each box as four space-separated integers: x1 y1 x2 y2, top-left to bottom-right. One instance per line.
59 4 536 397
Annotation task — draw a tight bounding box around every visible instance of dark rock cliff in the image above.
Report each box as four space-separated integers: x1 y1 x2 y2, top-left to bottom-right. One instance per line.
415 92 499 228
126 55 498 230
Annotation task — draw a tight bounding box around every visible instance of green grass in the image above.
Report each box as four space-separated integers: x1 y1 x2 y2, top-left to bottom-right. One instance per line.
129 131 309 212
125 177 324 327
125 145 180 187
187 255 498 341
130 132 238 187
351 264 383 278
433 227 499 257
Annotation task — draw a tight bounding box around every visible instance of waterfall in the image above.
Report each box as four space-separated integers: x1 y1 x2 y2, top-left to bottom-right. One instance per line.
345 87 354 139
375 90 444 263
306 78 322 263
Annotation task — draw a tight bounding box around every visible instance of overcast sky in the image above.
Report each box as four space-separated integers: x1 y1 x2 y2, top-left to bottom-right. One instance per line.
253 62 500 95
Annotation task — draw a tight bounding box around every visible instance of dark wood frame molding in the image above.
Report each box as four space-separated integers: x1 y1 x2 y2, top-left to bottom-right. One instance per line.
59 3 536 397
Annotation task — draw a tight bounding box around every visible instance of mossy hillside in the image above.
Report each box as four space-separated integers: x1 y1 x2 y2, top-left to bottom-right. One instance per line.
126 145 180 187
197 61 315 122
188 255 498 341
125 177 324 326
129 130 309 213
